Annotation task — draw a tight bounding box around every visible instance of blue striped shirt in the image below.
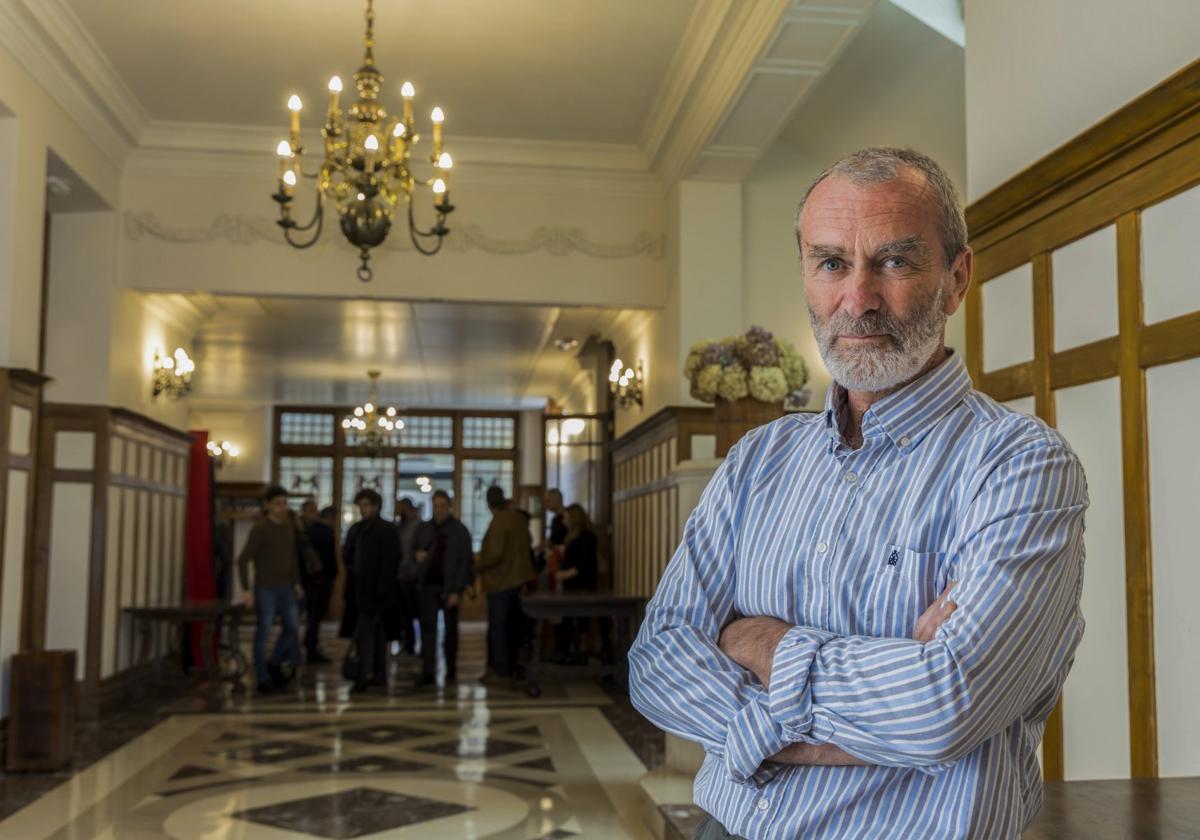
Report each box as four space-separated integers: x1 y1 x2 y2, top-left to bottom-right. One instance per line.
629 352 1087 839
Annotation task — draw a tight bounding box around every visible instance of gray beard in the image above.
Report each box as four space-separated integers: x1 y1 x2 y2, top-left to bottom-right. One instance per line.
809 283 948 392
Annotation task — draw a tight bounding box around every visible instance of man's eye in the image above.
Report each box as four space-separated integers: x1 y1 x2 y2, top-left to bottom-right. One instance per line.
883 256 907 268
819 258 843 271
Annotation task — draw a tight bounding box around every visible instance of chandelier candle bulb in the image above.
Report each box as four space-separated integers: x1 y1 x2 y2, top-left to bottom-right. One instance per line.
363 133 379 170
432 177 447 206
328 75 342 113
431 106 444 155
401 81 414 122
287 94 302 145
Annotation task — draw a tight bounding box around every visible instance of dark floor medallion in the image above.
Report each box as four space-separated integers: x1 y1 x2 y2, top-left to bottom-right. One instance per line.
334 723 436 744
222 740 329 764
300 755 432 774
232 786 474 838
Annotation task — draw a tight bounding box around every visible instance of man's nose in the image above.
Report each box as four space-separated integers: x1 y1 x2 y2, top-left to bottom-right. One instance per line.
842 265 883 318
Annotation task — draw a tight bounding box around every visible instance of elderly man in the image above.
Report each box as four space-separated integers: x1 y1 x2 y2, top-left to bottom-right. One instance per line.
629 147 1087 839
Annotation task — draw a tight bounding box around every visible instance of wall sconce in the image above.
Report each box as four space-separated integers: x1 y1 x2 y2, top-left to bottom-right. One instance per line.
206 439 240 469
152 348 195 399
609 358 644 410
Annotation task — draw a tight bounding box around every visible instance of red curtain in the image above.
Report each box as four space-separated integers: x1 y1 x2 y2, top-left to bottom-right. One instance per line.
184 430 216 666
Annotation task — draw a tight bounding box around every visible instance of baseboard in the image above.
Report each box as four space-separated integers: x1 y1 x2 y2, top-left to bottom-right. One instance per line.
77 656 175 719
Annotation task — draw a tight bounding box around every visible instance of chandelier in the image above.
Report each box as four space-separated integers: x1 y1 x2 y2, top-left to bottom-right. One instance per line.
272 0 456 282
342 370 403 453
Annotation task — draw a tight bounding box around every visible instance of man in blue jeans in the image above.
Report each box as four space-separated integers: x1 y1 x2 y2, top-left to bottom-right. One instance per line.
237 485 304 693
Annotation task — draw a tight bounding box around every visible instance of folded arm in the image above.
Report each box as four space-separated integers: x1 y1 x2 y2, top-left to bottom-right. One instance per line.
758 443 1087 770
629 439 800 785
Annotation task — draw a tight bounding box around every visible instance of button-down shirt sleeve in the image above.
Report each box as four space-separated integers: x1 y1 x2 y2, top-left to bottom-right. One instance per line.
628 438 791 785
766 440 1087 771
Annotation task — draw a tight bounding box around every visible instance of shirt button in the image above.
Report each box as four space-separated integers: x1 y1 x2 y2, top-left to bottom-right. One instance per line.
845 472 858 484
899 435 911 447
757 798 770 811
816 541 828 554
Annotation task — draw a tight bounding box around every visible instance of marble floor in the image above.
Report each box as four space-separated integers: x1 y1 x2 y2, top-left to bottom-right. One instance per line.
0 622 659 840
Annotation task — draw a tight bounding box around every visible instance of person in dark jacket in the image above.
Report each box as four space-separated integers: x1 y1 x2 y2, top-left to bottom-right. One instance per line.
554 503 603 662
350 488 400 693
413 490 474 687
300 498 338 663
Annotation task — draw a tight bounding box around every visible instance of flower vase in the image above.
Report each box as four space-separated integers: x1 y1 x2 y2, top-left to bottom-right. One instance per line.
714 397 783 457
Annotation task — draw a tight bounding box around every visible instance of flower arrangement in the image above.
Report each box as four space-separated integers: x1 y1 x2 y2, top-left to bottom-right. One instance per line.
684 326 810 407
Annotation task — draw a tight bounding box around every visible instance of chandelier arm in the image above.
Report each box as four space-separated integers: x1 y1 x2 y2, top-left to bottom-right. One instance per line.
406 200 447 255
282 199 325 249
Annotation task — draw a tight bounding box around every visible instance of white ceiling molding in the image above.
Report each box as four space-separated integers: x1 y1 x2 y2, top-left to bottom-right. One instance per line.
0 0 147 164
124 212 666 261
696 1 878 180
129 121 663 197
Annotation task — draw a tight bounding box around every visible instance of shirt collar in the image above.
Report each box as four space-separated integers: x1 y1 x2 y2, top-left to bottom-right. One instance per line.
822 350 972 451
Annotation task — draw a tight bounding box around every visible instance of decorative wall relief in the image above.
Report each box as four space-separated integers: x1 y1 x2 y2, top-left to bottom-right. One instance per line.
124 212 665 260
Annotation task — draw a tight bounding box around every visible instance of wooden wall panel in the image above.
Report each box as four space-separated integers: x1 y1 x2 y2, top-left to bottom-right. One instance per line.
966 59 1200 781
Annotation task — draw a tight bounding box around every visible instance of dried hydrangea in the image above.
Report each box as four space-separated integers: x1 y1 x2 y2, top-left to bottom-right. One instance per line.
749 366 789 403
776 339 808 389
693 364 722 402
716 366 749 401
700 342 735 367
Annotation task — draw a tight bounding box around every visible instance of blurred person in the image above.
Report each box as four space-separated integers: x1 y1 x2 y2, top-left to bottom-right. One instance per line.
349 488 400 693
392 497 423 656
475 486 533 680
237 485 303 693
300 498 338 663
413 490 473 687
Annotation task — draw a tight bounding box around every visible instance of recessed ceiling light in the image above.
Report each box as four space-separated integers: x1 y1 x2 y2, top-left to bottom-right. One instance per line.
554 337 580 352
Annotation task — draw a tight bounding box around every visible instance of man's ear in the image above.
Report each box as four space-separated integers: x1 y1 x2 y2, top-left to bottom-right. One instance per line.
944 247 972 315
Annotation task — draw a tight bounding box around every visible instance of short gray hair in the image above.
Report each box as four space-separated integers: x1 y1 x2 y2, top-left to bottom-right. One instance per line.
795 147 967 268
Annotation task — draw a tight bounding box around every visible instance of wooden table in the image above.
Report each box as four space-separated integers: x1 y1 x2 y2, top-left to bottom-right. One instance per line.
1025 777 1200 838
520 592 645 698
123 600 248 690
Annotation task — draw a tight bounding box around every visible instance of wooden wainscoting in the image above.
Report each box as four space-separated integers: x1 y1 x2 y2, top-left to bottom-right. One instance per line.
966 58 1200 781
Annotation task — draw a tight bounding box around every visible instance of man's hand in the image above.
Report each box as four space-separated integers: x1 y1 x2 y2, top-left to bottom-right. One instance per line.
913 581 957 643
445 592 460 609
717 616 792 687
416 549 428 563
772 742 869 766
294 583 305 601
243 591 254 609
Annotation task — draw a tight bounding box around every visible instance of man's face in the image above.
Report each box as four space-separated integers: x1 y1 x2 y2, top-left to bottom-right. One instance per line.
432 496 450 524
357 499 380 520
266 496 289 520
799 170 971 393
543 491 562 512
398 503 416 523
301 501 318 524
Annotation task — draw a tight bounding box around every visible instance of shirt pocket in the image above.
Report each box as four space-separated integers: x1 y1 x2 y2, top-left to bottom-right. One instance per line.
862 545 946 638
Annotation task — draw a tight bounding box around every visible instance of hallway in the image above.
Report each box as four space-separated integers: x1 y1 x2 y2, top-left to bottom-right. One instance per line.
0 623 659 839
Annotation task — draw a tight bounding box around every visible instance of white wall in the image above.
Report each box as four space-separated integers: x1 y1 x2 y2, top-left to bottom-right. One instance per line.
119 157 668 310
186 406 272 483
964 0 1200 199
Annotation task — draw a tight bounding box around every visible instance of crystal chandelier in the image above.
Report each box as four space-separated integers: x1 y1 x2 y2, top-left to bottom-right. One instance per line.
272 0 456 282
342 370 403 453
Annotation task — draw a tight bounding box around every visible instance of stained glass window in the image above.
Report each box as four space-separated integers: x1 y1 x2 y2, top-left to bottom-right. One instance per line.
280 412 335 445
462 416 516 449
395 415 454 448
341 457 396 525
278 457 334 510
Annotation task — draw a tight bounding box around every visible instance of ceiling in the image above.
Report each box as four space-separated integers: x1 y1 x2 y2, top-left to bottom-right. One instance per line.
155 294 638 409
64 0 695 145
